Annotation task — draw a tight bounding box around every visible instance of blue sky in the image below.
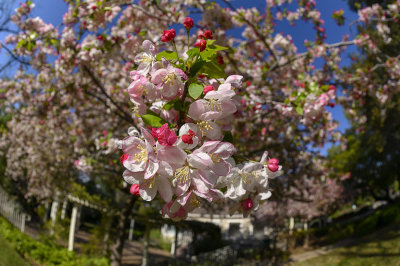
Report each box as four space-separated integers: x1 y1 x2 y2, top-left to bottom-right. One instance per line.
0 0 360 154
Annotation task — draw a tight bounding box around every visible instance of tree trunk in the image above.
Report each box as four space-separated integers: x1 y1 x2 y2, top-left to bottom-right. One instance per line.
110 195 137 266
141 223 150 266
303 221 309 248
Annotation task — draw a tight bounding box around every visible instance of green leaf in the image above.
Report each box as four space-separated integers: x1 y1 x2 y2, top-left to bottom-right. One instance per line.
163 101 174 111
186 48 200 59
16 39 26 49
321 85 330 92
141 114 166 128
163 100 182 111
156 51 177 61
207 44 228 51
188 83 204 100
200 49 216 62
26 41 35 52
309 82 318 93
201 61 226 79
29 32 38 40
50 39 58 46
296 106 304 115
190 59 205 78
206 40 216 45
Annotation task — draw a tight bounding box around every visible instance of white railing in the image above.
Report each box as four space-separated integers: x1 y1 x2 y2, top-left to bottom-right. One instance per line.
0 185 31 232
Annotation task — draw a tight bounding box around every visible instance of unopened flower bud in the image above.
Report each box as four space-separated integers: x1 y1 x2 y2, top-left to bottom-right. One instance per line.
184 17 194 31
120 153 129 164
130 184 140 196
241 198 253 211
268 158 279 164
268 164 279 172
203 85 215 95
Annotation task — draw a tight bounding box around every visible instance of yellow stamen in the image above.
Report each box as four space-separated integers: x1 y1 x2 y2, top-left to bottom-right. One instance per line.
241 172 252 184
175 165 190 185
191 197 201 209
143 178 155 189
208 99 222 112
210 153 221 163
197 121 213 136
134 144 148 162
139 55 153 64
162 73 176 85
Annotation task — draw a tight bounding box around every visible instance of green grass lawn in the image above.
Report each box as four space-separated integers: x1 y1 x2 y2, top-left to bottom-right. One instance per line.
0 233 29 266
294 223 400 266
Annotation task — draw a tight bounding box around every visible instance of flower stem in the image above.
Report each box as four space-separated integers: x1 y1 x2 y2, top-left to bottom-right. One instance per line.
172 40 180 61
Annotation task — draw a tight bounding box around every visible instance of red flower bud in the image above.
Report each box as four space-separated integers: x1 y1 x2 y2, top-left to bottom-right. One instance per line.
184 17 194 31
203 85 215 95
188 129 196 137
161 29 176 42
328 85 335 91
182 134 193 144
120 153 129 164
241 198 253 211
217 55 224 65
268 158 279 165
203 30 213 40
130 184 140 196
195 39 207 52
268 164 279 172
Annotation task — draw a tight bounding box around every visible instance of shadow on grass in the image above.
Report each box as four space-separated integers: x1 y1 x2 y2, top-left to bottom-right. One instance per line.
337 251 400 258
335 223 400 259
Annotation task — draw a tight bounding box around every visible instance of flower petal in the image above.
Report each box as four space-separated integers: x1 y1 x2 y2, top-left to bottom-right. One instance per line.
157 146 187 169
144 159 159 179
123 170 144 184
157 175 173 202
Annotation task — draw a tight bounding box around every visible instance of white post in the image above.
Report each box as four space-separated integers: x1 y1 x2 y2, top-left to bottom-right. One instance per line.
128 219 135 241
172 226 178 258
68 205 78 251
289 217 294 235
61 200 67 220
170 239 175 255
21 214 26 233
50 199 59 235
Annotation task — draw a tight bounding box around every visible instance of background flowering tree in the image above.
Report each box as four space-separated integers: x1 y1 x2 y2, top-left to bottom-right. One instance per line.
1 0 399 265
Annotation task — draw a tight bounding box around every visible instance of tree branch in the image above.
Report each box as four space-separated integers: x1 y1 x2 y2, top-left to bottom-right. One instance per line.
269 40 356 72
82 65 133 123
222 0 279 64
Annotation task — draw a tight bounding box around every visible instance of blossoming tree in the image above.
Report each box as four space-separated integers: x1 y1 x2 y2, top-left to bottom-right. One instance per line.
1 0 399 265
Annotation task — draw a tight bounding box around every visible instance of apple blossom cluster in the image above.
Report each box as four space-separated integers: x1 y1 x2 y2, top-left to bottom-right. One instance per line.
117 26 282 220
3 0 396 231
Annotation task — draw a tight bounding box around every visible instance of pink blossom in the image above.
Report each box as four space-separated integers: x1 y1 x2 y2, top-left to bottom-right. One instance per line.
151 60 186 100
151 123 177 147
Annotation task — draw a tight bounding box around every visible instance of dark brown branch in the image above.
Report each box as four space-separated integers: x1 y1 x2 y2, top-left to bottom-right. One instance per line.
177 80 190 127
1 44 30 65
222 0 278 64
270 40 356 72
82 65 133 123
